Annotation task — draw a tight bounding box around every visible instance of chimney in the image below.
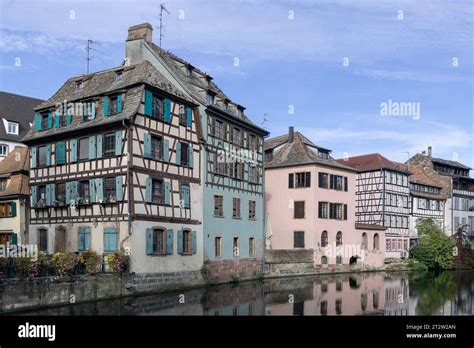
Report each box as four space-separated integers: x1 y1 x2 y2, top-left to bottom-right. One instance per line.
428 146 432 158
288 126 294 143
127 23 153 44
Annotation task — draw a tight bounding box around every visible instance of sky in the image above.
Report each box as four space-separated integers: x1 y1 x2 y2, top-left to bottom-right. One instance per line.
0 0 472 169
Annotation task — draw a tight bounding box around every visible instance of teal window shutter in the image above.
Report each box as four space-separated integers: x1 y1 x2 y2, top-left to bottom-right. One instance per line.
56 142 66 165
46 144 52 166
115 131 122 156
95 178 104 202
164 98 171 123
47 112 53 129
66 110 72 125
55 111 61 128
188 146 193 168
85 228 91 250
117 95 123 113
10 202 17 217
51 184 56 204
72 181 79 201
192 231 197 254
96 134 103 158
31 186 38 206
70 139 78 162
103 97 109 117
164 181 170 205
46 185 51 205
144 90 153 116
89 179 96 203
177 230 183 254
65 182 71 204
167 229 173 255
163 139 169 162
145 177 152 203
144 133 151 158
146 228 153 255
104 227 118 252
181 184 190 208
11 233 18 245
116 176 123 201
175 142 181 165
89 136 96 160
186 107 192 127
31 147 37 168
34 113 42 131
90 102 96 120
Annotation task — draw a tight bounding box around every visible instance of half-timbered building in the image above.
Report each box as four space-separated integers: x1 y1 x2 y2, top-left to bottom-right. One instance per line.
22 60 204 274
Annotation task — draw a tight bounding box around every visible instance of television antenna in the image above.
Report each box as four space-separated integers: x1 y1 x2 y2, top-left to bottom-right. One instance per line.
261 113 270 127
84 39 103 74
158 3 170 47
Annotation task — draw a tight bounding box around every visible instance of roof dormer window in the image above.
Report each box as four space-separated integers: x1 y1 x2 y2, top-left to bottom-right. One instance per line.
115 71 123 81
75 80 83 91
6 121 19 135
207 92 215 105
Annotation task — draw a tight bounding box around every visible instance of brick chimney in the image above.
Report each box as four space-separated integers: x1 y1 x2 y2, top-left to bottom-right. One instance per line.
428 146 432 158
127 23 153 43
288 126 294 143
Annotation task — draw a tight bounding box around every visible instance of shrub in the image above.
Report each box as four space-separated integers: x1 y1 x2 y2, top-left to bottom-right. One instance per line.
407 260 428 272
79 251 100 275
105 251 128 275
51 252 79 277
16 258 32 278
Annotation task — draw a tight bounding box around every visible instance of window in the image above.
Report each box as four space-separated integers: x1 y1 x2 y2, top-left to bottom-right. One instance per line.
264 150 273 162
336 256 342 264
318 172 329 188
104 228 118 252
37 185 47 205
0 145 8 156
319 151 329 159
249 237 255 257
79 180 90 202
330 175 344 190
115 71 123 81
78 137 89 161
152 95 163 119
104 132 116 158
183 230 192 254
295 172 311 188
362 233 368 250
0 180 6 191
180 142 190 166
249 200 256 220
232 198 241 218
320 300 328 315
335 299 342 315
294 231 305 248
249 165 258 184
7 122 18 135
336 231 342 246
294 201 305 219
38 145 48 167
109 95 119 115
232 127 241 145
148 135 163 160
214 119 223 139
75 80 83 91
249 134 257 151
321 231 328 247
336 281 343 291
373 233 380 250
179 106 187 126
78 227 91 251
329 203 345 220
215 237 222 258
57 183 66 205
288 173 294 188
233 237 240 257
104 178 116 202
321 256 328 265
318 202 328 219
214 195 223 217
38 228 48 252
152 179 164 204
0 203 14 217
207 92 215 105
41 113 49 130
386 239 391 251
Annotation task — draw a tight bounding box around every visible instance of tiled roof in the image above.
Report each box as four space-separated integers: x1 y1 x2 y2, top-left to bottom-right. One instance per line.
410 191 445 200
264 132 329 151
0 147 29 198
431 157 471 170
336 153 410 174
406 164 443 188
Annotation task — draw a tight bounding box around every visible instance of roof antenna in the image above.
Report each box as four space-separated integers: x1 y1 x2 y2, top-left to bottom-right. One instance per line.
261 113 270 127
158 3 170 47
84 39 103 74
401 151 410 160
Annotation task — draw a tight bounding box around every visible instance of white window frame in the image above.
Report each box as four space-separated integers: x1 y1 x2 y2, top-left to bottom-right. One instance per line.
7 122 19 135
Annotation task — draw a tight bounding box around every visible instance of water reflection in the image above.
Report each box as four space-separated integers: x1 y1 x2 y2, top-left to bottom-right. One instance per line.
10 271 474 316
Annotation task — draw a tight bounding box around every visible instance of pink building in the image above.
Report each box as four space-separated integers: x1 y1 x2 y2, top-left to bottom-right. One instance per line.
264 128 385 270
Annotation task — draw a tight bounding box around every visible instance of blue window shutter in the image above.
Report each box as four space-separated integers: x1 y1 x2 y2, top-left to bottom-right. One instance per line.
46 144 52 166
78 228 84 251
56 142 66 165
65 182 71 204
47 112 53 129
163 139 169 162
31 147 37 168
90 102 96 120
51 184 56 203
10 202 17 217
70 139 78 162
164 181 170 205
115 131 122 156
66 110 72 125
89 179 96 203
145 177 152 203
146 228 153 255
34 113 42 131
177 230 183 254
175 142 181 165
46 185 51 205
97 134 103 158
188 146 193 168
192 231 197 254
95 178 104 202
164 98 171 123
89 136 96 160
186 107 192 127
85 228 91 250
104 228 117 252
117 95 123 113
116 176 123 201
167 229 173 255
181 185 190 208
11 233 17 245
55 111 61 128
186 185 190 208
31 186 38 206
144 133 151 158
144 90 153 116
72 181 79 201
103 97 109 117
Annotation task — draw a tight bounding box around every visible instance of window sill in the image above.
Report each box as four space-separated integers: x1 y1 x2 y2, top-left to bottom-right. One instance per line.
248 218 257 221
232 216 242 220
179 252 193 256
149 253 168 257
214 215 225 218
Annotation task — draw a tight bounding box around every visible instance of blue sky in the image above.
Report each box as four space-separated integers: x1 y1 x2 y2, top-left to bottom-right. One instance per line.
1 0 472 168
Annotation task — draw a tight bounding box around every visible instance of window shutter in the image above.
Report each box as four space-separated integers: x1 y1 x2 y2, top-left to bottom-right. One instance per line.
167 229 173 255
103 97 109 117
144 133 151 158
117 95 123 113
47 112 53 129
175 141 181 165
65 182 71 204
46 185 52 205
289 173 294 188
115 130 122 156
188 146 193 168
164 98 171 123
177 229 183 254
318 202 322 218
31 186 38 206
34 113 42 131
46 144 52 166
344 177 348 192
144 90 153 116
192 230 197 254
55 111 61 128
10 202 16 217
95 178 104 202
66 110 72 125
96 134 103 158
89 136 96 160
56 142 66 165
145 177 152 203
31 147 37 168
163 139 169 162
164 181 171 205
11 233 17 245
72 181 79 201
90 102 96 120
85 229 91 250
89 179 96 203
330 175 335 190
186 107 192 127
146 228 153 255
70 139 78 162
306 172 311 188
344 204 348 220
116 176 123 201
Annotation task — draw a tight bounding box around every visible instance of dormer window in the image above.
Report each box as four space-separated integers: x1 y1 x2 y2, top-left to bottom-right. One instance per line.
207 92 215 105
187 66 193 77
319 151 329 159
115 71 123 81
75 80 83 91
224 101 229 110
6 122 19 135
